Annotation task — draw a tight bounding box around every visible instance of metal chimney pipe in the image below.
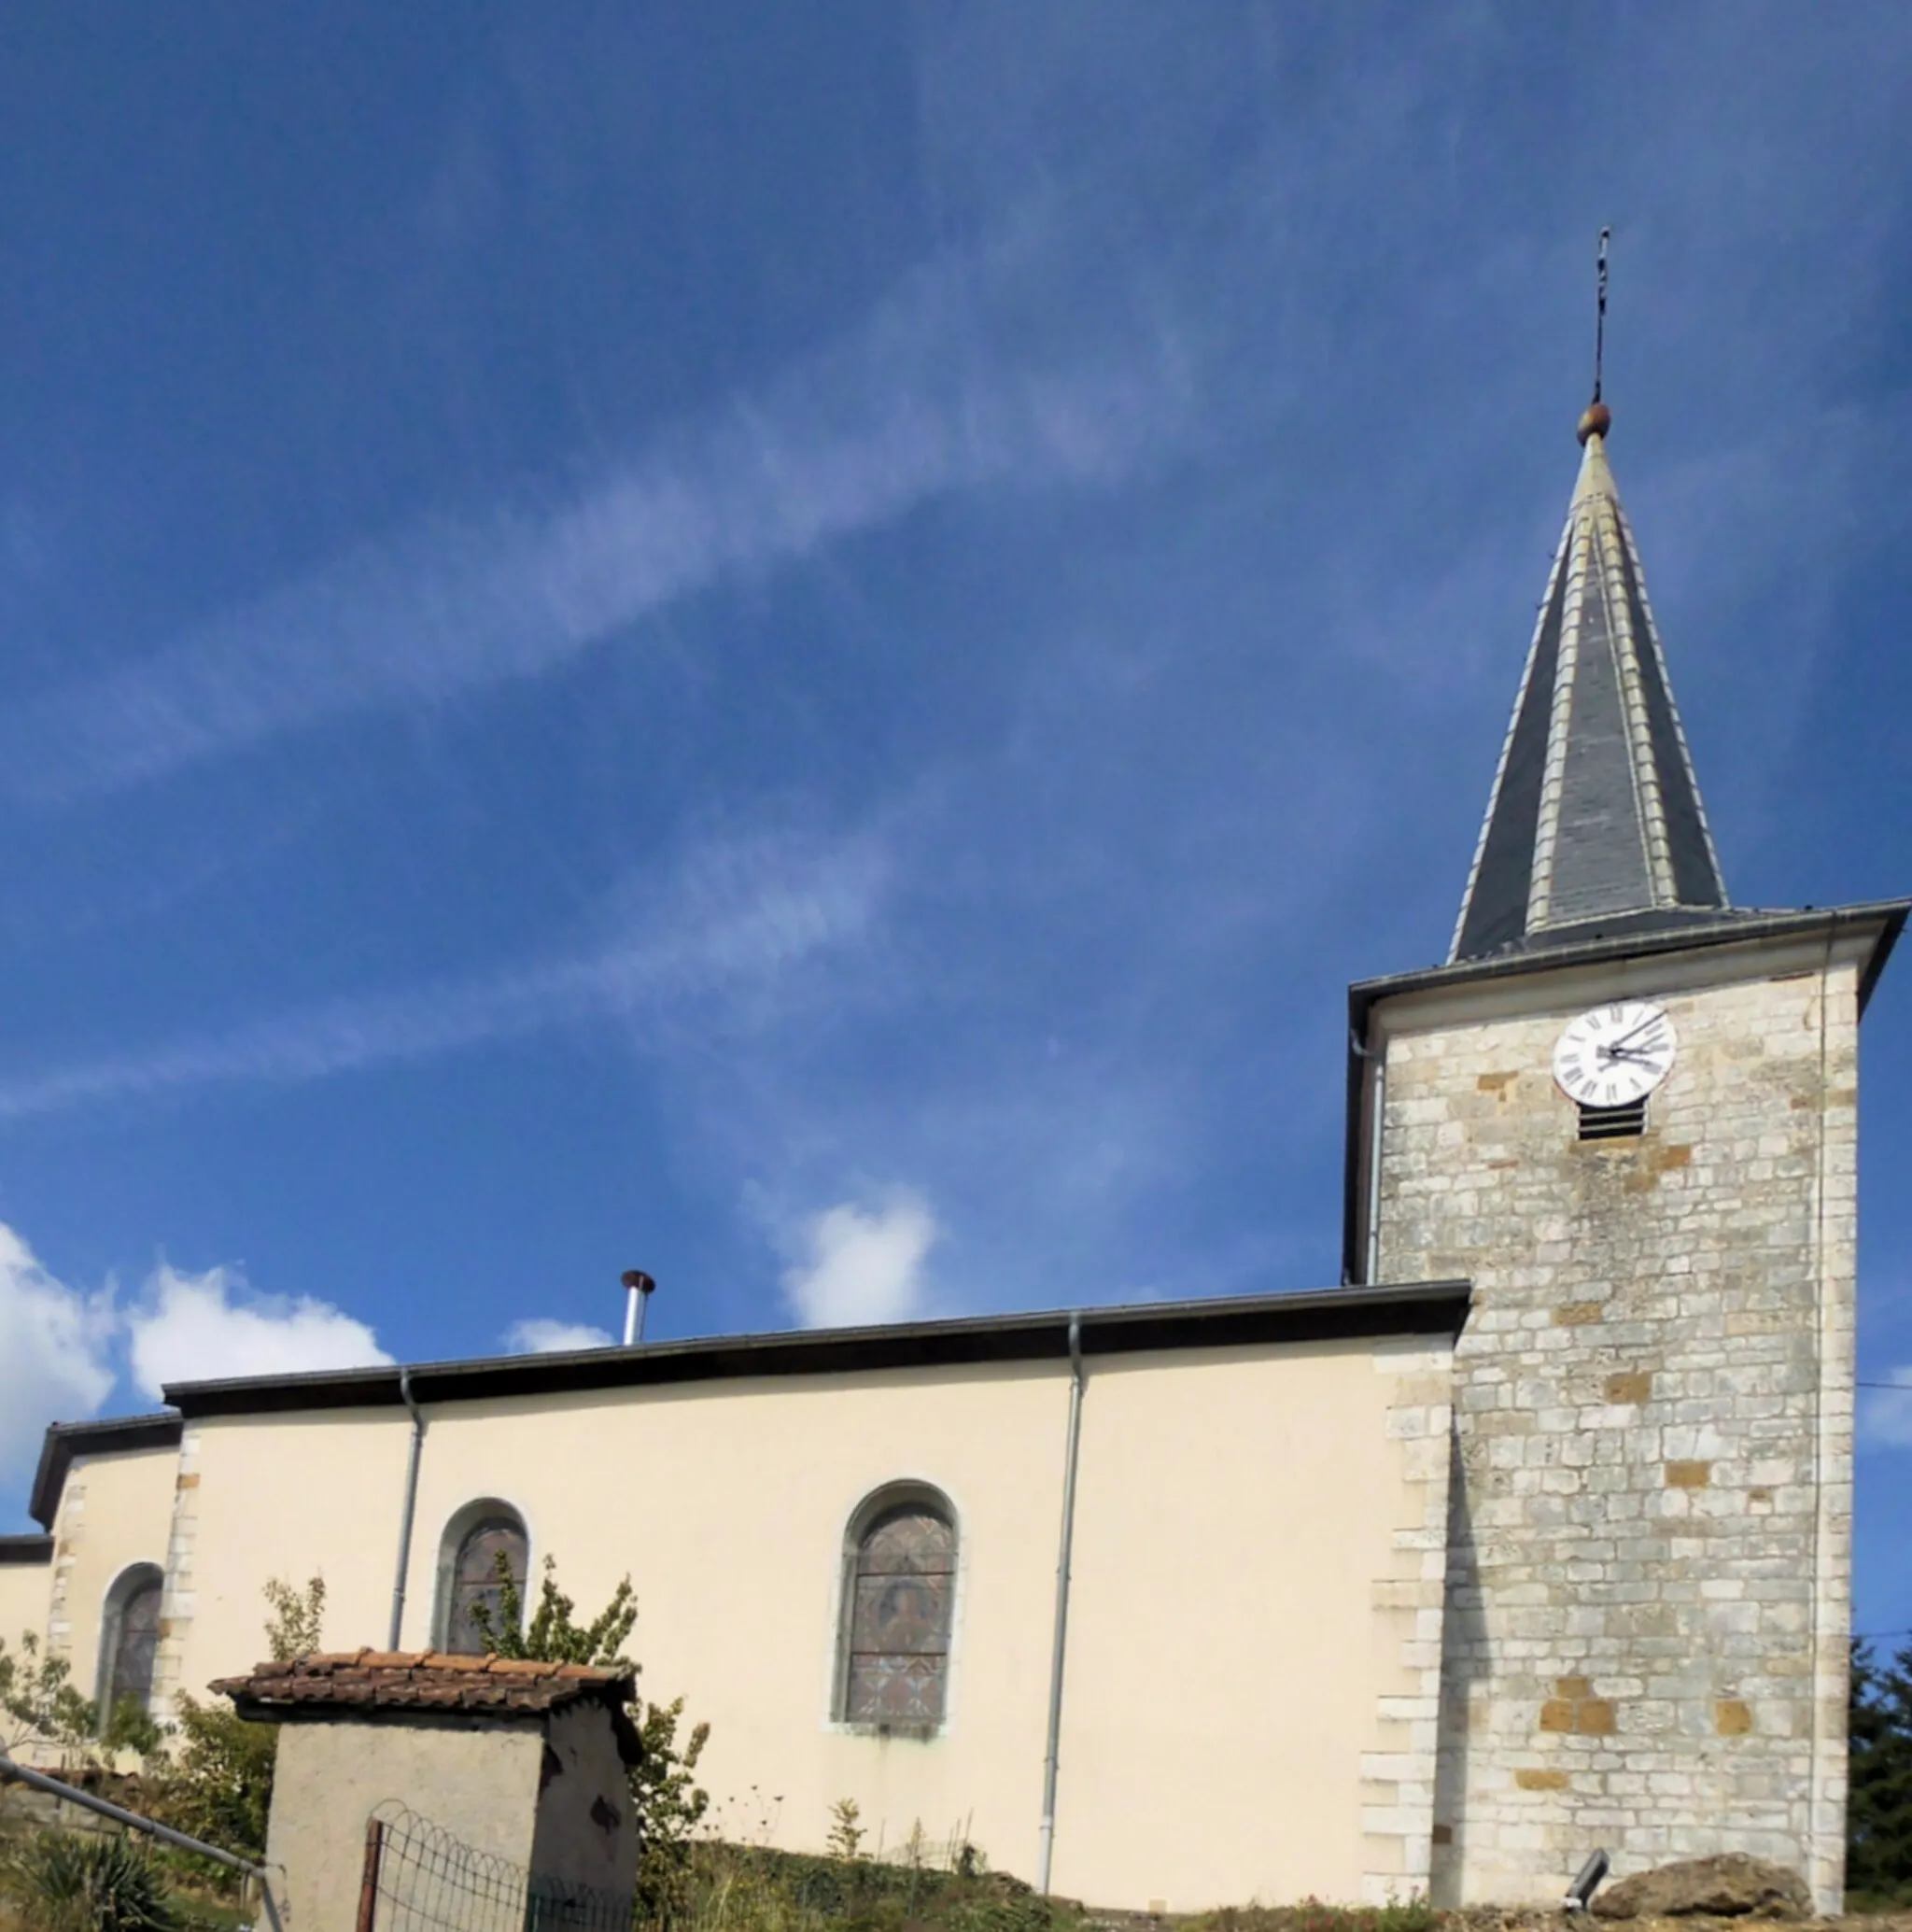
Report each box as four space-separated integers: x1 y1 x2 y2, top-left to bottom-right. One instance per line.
621 1270 656 1347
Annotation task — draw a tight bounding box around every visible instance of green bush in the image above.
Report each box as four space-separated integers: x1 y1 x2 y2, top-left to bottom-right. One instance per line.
1849 1633 1912 1908
1 1831 180 1932
145 1695 276 1867
467 1552 712 1925
138 1572 325 1882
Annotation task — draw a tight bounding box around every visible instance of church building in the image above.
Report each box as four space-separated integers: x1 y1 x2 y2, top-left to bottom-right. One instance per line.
1 395 1903 1916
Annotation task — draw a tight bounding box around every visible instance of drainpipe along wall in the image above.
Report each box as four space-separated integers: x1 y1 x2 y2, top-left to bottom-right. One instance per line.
387 1369 427 1650
1360 1027 1386 1284
1036 1312 1087 1896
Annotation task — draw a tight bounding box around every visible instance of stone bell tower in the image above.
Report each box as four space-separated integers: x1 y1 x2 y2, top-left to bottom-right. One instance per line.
1343 395 1906 1911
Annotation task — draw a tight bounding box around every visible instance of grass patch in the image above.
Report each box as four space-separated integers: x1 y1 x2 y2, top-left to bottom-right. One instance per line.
669 1841 1085 1932
1188 1902 1437 1932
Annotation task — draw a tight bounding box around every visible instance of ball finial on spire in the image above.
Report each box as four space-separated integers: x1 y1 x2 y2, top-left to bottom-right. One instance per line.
1580 228 1612 444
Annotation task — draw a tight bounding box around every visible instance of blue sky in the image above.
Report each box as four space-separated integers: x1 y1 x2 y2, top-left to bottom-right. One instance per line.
1 5 1909 1636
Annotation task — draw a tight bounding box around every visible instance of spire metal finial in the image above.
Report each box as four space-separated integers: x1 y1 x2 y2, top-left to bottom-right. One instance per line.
1593 226 1610 402
1579 227 1613 444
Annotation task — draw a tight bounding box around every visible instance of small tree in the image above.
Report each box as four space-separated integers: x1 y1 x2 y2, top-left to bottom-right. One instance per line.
260 1575 326 1662
147 1574 322 1867
0 1629 94 1759
1850 1634 1912 1905
1 1627 170 1768
469 1556 636 1668
825 1798 865 1862
469 1553 710 1925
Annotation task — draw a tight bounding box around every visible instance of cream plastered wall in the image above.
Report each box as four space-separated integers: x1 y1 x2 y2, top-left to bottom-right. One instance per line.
0 1559 50 1648
1046 1340 1450 1910
171 1342 1449 1911
47 1445 180 1711
266 1716 543 1932
154 1413 413 1721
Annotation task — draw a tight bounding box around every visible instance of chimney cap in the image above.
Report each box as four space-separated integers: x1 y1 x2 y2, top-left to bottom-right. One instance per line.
620 1270 656 1294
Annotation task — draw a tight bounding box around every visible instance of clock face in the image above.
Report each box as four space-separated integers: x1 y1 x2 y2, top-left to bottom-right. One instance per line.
1552 1000 1678 1109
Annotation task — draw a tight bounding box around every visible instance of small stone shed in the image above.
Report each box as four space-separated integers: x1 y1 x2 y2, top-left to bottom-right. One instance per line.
214 1651 641 1929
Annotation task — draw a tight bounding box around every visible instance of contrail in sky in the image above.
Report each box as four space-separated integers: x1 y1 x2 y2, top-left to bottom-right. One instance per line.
2 212 1190 804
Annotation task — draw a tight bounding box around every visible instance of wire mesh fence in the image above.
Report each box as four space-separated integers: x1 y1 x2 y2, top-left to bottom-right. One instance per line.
357 1801 633 1932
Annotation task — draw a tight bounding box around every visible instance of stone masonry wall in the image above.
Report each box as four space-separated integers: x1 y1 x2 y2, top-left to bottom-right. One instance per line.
48 1471 84 1669
1362 1337 1458 1903
1372 954 1860 1911
150 1428 202 1726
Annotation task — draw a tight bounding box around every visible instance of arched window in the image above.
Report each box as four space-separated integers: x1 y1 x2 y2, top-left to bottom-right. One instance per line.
436 1502 528 1654
97 1562 164 1725
836 1485 956 1728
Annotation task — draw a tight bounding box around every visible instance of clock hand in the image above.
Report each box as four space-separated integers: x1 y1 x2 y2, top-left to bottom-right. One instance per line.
1605 1013 1667 1051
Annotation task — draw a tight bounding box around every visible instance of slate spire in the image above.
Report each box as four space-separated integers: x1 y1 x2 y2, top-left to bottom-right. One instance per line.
1448 404 1730 964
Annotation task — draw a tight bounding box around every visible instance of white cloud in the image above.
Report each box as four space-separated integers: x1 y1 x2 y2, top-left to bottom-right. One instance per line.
781 1190 939 1330
0 825 887 1124
1861 1368 1912 1450
503 1319 614 1354
126 1262 390 1399
0 1223 114 1488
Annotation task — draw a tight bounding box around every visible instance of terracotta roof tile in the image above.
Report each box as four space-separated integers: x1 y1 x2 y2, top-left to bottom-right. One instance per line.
208 1652 640 1764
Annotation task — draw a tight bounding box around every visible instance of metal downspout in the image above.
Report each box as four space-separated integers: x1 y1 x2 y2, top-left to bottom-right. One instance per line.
1036 1312 1086 1896
387 1369 427 1651
1357 1026 1387 1284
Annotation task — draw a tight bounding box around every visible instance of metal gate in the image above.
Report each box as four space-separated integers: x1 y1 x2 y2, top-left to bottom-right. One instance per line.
356 1801 633 1932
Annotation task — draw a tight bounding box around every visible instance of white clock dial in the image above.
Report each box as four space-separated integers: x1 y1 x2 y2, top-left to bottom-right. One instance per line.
1552 1001 1678 1109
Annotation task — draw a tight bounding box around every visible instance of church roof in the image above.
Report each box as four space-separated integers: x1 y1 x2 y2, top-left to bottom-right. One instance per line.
22 1284 1470 1524
160 1281 1469 1418
1450 408 1731 963
26 1410 183 1531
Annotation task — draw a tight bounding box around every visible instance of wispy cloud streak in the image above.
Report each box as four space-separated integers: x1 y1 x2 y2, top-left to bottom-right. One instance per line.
0 828 887 1121
4 213 1189 802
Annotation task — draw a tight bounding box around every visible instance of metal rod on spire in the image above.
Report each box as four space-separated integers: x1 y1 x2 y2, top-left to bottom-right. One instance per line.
1592 226 1610 403
1578 229 1614 444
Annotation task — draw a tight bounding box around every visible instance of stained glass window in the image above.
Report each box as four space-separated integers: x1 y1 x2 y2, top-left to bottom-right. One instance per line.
446 1513 527 1654
105 1570 162 1716
842 1499 955 1727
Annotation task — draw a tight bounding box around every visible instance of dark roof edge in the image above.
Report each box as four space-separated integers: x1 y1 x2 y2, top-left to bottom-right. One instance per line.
0 1533 54 1566
1341 898 1908 1284
1356 899 1907 1023
162 1282 1472 1420
28 1414 184 1532
221 1686 644 1763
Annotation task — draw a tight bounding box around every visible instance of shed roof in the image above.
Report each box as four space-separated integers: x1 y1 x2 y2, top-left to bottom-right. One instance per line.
212 1652 643 1763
